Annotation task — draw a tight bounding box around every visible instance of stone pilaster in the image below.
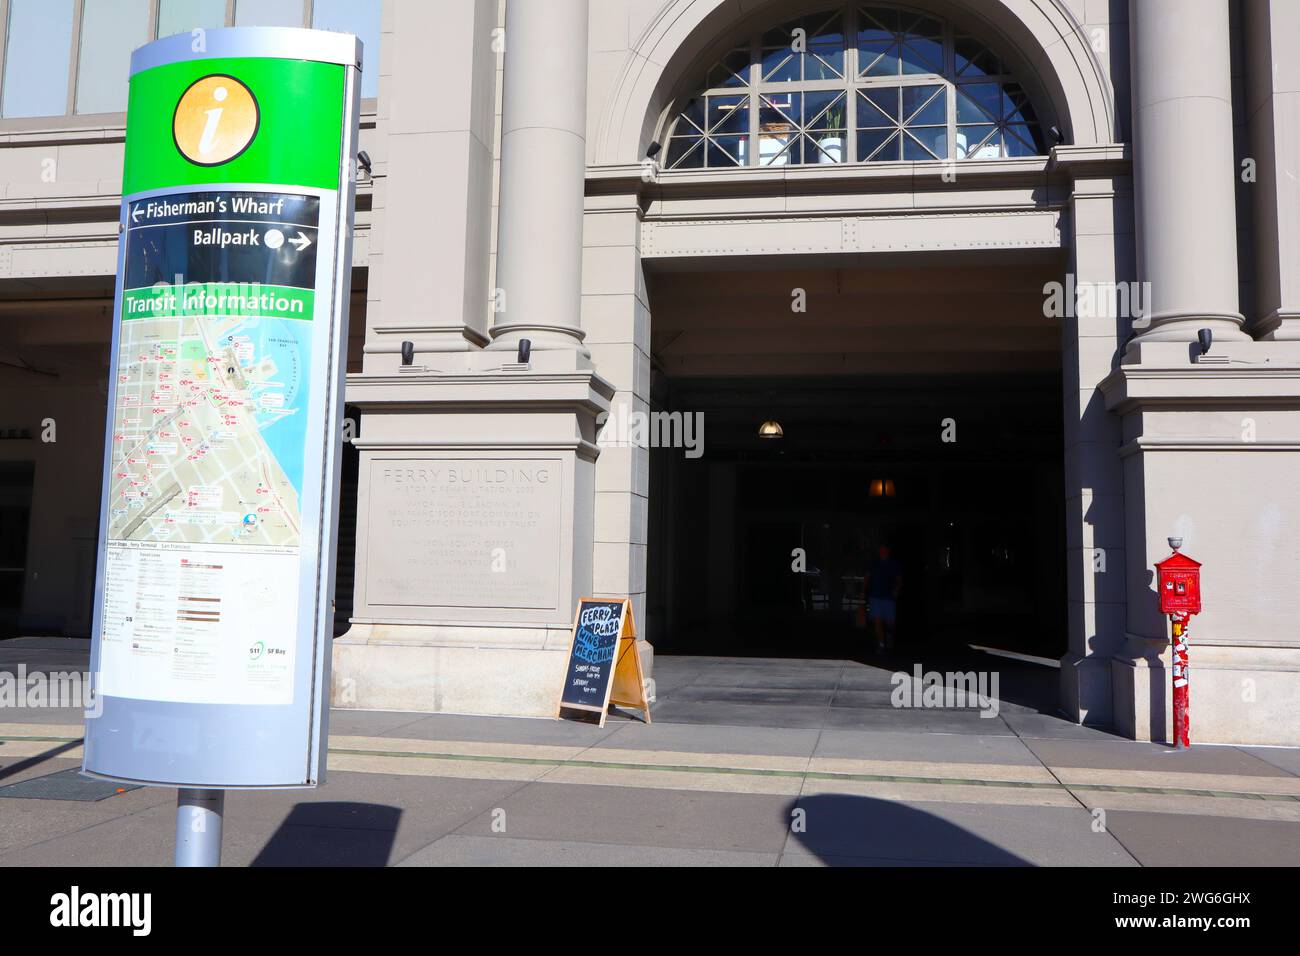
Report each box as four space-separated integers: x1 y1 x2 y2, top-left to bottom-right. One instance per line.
1054 151 1135 726
362 0 497 363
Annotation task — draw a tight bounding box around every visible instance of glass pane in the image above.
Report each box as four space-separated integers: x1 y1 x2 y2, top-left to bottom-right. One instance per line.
806 49 843 81
760 93 799 130
759 130 796 166
158 0 227 37
805 91 846 131
807 132 845 164
707 48 750 88
925 129 949 159
806 12 845 79
900 17 943 74
859 6 899 40
678 98 707 134
956 83 1001 123
858 87 899 125
809 10 845 42
235 0 303 27
761 47 799 82
762 20 797 48
1004 124 1041 156
75 0 151 114
2 0 74 117
708 136 746 167
910 15 944 40
707 95 747 133
1003 83 1039 125
903 130 938 160
900 41 942 75
903 85 945 125
313 0 382 98
955 36 1002 77
957 125 999 159
666 136 703 169
861 41 898 77
857 128 897 162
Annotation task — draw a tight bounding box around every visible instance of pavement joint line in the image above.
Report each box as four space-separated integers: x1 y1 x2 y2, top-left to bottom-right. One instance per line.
6 735 1298 803
324 746 1300 801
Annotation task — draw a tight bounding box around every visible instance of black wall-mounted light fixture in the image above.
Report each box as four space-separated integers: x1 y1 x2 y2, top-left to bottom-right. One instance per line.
517 338 532 364
400 340 414 366
646 141 662 159
1198 328 1213 355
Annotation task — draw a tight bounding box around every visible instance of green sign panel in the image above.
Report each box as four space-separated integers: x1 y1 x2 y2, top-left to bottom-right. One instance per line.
123 56 345 194
85 28 362 789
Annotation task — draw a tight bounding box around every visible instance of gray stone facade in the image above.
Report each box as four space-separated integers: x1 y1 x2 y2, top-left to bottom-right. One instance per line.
1 0 1297 743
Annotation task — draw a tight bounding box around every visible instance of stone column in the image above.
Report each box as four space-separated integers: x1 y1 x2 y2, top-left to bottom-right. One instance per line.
1244 0 1300 340
1128 0 1248 344
490 0 590 353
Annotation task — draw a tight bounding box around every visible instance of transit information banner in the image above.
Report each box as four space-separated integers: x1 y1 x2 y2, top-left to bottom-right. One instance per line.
84 28 361 787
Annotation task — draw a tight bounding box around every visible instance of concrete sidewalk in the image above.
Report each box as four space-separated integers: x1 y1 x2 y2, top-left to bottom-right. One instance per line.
2 639 1299 866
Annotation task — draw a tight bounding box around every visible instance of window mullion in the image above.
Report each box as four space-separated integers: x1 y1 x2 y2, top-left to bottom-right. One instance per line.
945 17 956 160
0 0 11 114
67 0 85 114
749 34 759 166
846 3 857 166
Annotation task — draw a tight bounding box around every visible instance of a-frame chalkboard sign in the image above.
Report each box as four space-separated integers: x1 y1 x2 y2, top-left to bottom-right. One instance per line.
557 598 651 727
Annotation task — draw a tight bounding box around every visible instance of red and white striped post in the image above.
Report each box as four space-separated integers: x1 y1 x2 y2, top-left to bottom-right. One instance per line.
1170 612 1191 749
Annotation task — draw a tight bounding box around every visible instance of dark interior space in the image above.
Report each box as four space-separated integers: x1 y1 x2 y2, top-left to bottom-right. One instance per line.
0 461 34 640
647 373 1065 662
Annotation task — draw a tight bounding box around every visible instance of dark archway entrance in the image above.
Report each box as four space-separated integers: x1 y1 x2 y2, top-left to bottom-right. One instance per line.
643 256 1067 666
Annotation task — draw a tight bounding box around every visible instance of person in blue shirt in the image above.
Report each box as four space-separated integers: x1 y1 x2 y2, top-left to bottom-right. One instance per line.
866 542 903 654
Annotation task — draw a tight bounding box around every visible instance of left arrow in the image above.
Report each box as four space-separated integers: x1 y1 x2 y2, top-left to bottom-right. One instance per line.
131 205 144 224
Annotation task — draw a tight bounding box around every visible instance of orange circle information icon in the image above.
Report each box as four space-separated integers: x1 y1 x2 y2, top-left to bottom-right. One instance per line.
172 74 259 166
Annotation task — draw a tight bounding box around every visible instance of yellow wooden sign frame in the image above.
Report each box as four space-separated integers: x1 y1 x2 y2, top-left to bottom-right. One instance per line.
558 597 651 728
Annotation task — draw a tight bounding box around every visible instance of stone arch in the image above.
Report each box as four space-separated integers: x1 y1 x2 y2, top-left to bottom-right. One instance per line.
592 0 1117 166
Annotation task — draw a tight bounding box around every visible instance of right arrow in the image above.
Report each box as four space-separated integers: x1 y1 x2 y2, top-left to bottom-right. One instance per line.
288 231 312 252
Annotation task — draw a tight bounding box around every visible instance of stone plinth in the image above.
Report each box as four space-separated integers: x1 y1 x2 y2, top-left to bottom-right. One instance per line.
333 360 614 716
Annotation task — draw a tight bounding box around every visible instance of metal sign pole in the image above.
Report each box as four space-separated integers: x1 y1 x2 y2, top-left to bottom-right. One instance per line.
174 788 226 867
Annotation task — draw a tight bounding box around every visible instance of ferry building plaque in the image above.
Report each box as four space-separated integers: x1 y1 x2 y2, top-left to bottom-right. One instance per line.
365 457 563 611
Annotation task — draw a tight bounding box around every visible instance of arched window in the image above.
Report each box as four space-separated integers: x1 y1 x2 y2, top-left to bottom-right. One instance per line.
662 4 1047 169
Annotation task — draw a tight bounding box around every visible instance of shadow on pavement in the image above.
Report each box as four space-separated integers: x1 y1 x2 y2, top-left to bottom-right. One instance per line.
0 739 83 782
253 802 402 867
786 794 1031 866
